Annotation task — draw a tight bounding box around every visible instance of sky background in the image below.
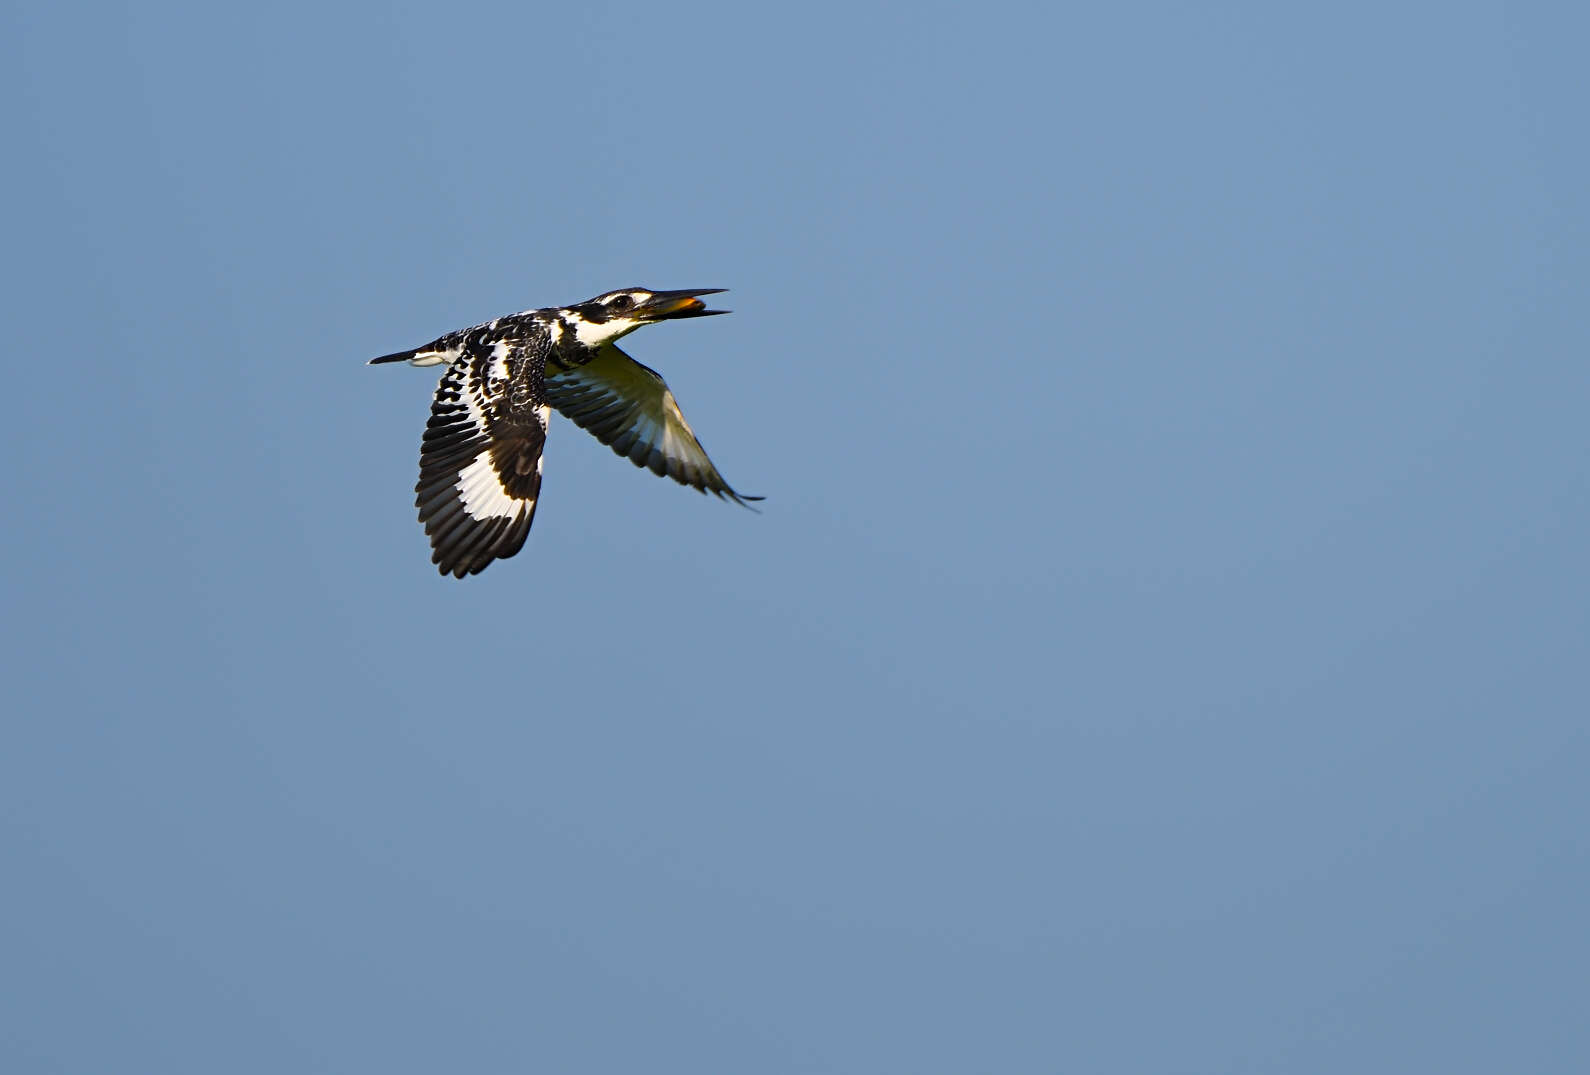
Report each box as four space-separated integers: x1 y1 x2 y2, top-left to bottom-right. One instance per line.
3 2 1587 1071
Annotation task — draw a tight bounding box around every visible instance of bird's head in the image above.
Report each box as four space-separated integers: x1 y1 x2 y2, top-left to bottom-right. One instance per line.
565 287 729 347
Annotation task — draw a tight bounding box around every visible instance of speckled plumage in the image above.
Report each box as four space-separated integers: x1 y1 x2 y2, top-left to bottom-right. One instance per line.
371 287 760 578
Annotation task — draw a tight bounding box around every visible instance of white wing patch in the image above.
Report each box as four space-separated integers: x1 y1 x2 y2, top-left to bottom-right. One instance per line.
456 450 527 519
488 340 513 383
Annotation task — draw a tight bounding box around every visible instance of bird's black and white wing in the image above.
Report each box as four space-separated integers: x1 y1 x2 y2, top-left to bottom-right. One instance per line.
546 344 761 506
415 334 551 577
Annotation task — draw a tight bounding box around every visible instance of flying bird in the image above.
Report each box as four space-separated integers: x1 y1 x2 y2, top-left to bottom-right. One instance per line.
371 287 760 577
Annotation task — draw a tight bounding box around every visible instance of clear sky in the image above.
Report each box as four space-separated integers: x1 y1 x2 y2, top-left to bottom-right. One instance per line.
4 2 1586 1072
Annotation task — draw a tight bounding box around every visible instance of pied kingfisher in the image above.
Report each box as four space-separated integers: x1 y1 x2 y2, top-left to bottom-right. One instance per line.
371 287 761 578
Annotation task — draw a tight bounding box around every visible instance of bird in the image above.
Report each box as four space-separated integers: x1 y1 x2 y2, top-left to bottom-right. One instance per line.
370 286 761 578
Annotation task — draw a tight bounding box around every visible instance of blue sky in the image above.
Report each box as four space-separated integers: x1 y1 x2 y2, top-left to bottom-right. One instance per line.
4 2 1587 1071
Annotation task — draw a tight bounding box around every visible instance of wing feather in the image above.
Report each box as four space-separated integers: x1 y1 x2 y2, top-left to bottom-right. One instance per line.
545 344 761 506
414 335 550 577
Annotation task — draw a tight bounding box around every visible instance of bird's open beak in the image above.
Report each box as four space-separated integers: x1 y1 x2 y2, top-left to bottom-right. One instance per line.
637 288 730 320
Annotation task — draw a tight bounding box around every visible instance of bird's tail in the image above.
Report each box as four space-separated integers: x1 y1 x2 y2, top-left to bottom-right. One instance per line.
368 347 454 367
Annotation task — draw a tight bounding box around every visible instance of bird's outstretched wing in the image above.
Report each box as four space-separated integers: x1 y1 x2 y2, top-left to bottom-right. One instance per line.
415 334 551 577
545 344 761 506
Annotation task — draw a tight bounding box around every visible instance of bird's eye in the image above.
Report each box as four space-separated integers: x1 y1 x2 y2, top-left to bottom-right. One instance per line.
607 294 633 310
